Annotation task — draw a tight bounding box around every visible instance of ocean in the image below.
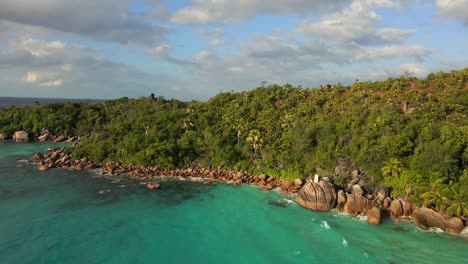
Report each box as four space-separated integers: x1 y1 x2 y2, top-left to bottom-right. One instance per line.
0 142 466 264
0 97 105 108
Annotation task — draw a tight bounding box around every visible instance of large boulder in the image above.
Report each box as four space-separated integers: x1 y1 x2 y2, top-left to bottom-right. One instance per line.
412 207 464 234
336 190 347 210
389 199 403 218
13 131 29 142
297 180 336 211
375 186 388 202
343 193 368 215
351 184 364 196
38 133 49 142
294 178 303 188
383 197 392 209
367 207 381 224
54 135 66 142
399 198 412 217
31 152 44 161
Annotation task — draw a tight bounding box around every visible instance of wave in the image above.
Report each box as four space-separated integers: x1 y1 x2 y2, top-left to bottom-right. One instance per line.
342 238 348 247
356 215 367 222
321 221 330 230
428 227 444 233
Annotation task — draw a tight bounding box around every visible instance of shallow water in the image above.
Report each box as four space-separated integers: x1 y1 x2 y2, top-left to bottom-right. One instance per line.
0 142 467 264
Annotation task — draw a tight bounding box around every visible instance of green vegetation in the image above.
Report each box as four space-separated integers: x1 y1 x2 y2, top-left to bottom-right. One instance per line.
1 69 467 217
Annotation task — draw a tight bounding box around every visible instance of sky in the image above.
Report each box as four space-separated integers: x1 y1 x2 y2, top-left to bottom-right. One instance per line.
0 0 467 100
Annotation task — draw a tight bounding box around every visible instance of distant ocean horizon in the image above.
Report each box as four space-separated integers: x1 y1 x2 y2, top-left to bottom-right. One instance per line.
0 97 106 108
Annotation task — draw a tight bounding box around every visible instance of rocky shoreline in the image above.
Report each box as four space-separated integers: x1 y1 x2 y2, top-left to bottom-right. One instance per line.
30 146 467 235
0 130 77 143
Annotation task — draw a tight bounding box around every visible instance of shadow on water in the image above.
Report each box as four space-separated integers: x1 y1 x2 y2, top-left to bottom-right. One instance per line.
56 174 216 211
391 226 409 232
0 184 48 203
268 199 290 208
153 180 214 207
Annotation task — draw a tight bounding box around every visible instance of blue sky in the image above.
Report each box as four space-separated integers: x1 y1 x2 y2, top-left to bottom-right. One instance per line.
0 0 467 100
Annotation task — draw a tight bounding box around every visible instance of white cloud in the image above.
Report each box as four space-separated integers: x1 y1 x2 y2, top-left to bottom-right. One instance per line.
150 44 171 59
198 28 225 39
61 64 73 72
437 0 468 24
24 71 41 83
297 0 414 45
354 63 430 81
0 36 181 99
210 39 225 46
171 0 352 24
376 28 416 43
399 63 430 76
39 79 64 87
354 45 431 61
0 0 169 47
185 32 431 96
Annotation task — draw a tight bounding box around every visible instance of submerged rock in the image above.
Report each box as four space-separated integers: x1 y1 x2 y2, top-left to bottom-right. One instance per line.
146 182 160 190
268 200 290 208
296 179 336 211
412 207 464 234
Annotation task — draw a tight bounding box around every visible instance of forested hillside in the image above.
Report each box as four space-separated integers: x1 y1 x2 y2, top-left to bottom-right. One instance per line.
1 69 467 217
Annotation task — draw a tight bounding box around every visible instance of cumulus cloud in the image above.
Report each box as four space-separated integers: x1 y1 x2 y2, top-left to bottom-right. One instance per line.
171 0 352 24
24 71 41 83
0 36 182 99
39 79 64 87
354 45 431 61
210 39 225 46
150 44 172 59
297 0 415 45
437 0 468 24
186 31 431 94
197 28 225 39
354 63 430 81
148 44 196 65
0 0 169 47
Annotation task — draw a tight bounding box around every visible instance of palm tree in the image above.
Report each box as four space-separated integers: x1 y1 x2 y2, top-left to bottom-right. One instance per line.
232 121 244 145
444 182 467 217
246 129 262 155
419 176 449 213
381 158 405 177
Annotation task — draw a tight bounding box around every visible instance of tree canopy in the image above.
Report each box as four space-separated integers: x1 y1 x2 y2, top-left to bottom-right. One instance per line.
1 68 467 217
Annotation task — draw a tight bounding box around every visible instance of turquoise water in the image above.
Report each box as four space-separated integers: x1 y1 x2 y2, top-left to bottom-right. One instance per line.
0 142 467 264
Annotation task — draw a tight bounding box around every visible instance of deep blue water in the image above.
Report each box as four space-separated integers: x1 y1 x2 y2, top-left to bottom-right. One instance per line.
0 142 467 264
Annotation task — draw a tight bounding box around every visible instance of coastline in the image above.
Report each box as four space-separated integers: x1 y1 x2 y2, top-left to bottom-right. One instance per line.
30 145 468 235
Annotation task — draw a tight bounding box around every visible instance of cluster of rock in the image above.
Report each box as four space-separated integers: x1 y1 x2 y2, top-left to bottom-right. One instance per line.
32 148 305 194
30 148 466 234
296 176 466 234
0 130 77 143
